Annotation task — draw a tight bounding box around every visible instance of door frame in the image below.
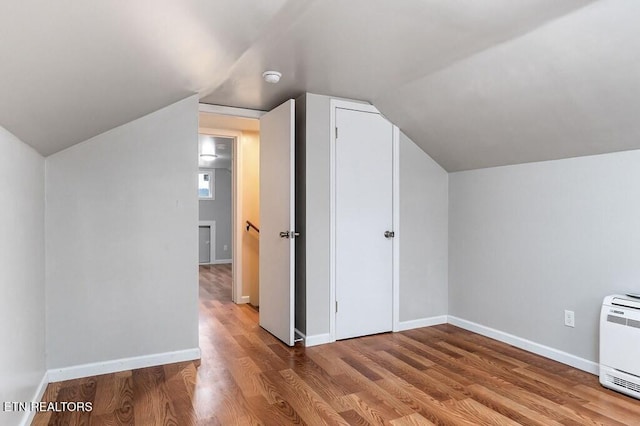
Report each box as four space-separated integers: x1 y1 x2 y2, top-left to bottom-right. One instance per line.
198 103 266 304
328 99 400 342
198 220 216 265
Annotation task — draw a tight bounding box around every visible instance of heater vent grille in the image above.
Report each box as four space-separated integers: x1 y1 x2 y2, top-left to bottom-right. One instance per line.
607 315 640 329
605 373 640 394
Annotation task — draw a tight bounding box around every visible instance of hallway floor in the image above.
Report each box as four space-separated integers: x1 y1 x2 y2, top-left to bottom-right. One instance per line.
33 264 640 425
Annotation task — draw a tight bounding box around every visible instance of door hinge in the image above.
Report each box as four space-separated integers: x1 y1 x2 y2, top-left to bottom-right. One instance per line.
335 127 338 139
335 301 338 313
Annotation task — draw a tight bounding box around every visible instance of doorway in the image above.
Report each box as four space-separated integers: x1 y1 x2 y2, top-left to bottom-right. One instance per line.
198 106 262 309
198 134 233 266
197 100 297 348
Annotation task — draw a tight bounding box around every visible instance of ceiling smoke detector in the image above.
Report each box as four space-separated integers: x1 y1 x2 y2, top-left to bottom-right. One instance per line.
262 71 282 84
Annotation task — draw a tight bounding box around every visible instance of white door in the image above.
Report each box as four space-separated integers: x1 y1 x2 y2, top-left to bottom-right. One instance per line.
198 226 210 264
259 99 296 346
335 107 394 340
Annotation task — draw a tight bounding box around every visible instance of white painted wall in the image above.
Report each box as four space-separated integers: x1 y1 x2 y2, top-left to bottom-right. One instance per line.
45 96 199 369
297 93 333 337
0 127 45 426
399 132 448 322
450 149 640 363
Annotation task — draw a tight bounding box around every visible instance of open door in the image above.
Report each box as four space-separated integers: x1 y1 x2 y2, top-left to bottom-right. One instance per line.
259 99 296 346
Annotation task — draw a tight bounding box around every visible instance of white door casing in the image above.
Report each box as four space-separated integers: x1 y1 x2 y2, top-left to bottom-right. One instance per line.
259 99 296 346
334 106 394 340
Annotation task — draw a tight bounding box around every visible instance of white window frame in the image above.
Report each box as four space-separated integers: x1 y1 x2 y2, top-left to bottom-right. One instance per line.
199 170 215 200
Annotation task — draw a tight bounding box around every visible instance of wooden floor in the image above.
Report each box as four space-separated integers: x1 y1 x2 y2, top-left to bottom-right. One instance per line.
33 265 640 425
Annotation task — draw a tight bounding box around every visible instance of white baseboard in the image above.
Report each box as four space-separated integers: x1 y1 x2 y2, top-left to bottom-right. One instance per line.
47 347 201 383
237 295 250 304
447 316 598 375
396 315 448 332
211 259 232 265
19 371 49 426
303 333 333 347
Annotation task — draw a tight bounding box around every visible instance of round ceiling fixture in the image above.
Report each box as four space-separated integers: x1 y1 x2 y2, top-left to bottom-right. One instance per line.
262 70 282 84
200 153 218 160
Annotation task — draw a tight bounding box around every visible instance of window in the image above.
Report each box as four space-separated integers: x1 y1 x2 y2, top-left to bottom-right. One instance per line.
199 171 214 199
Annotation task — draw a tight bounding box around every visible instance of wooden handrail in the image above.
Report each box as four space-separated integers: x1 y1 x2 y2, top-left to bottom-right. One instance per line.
246 220 260 233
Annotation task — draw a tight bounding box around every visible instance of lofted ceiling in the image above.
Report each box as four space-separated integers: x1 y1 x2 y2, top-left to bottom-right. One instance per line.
1 0 638 171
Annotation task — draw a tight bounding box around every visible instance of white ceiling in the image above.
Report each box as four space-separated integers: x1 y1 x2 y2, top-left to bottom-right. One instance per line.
2 0 639 171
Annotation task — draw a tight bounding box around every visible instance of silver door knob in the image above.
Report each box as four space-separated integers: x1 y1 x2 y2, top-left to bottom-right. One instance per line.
384 231 395 239
280 231 301 239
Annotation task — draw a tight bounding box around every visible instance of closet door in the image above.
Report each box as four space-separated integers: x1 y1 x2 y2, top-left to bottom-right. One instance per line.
335 107 394 340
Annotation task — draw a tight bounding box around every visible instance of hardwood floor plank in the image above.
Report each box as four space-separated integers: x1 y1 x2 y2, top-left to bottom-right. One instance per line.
277 368 349 424
464 384 564 426
30 382 62 426
164 363 196 425
374 378 480 426
480 380 602 425
132 366 178 426
330 356 418 418
48 377 97 426
91 373 117 416
285 354 355 412
226 356 268 398
112 372 135 425
444 398 523 426
389 412 435 426
244 394 306 426
339 408 373 425
383 347 435 370
260 370 336 424
343 392 399 425
31 264 640 425
373 350 465 402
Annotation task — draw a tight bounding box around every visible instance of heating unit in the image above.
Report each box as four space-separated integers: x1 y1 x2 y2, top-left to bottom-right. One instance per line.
600 294 640 399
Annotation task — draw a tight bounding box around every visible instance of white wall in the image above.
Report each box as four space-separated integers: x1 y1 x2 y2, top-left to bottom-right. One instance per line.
298 93 333 337
0 127 45 426
449 149 640 363
45 96 199 370
399 132 448 322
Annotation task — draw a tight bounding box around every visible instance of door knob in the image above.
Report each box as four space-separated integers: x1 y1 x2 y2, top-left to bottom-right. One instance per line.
280 231 301 239
384 231 395 239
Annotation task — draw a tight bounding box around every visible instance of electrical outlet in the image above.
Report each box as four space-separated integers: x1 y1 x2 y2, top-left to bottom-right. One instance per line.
223 245 228 251
564 310 575 327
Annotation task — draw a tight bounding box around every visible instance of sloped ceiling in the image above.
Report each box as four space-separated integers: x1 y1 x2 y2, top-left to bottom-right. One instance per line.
2 0 638 171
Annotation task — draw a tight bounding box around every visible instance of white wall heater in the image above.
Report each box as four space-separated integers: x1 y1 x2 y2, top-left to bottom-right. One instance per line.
600 294 640 399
